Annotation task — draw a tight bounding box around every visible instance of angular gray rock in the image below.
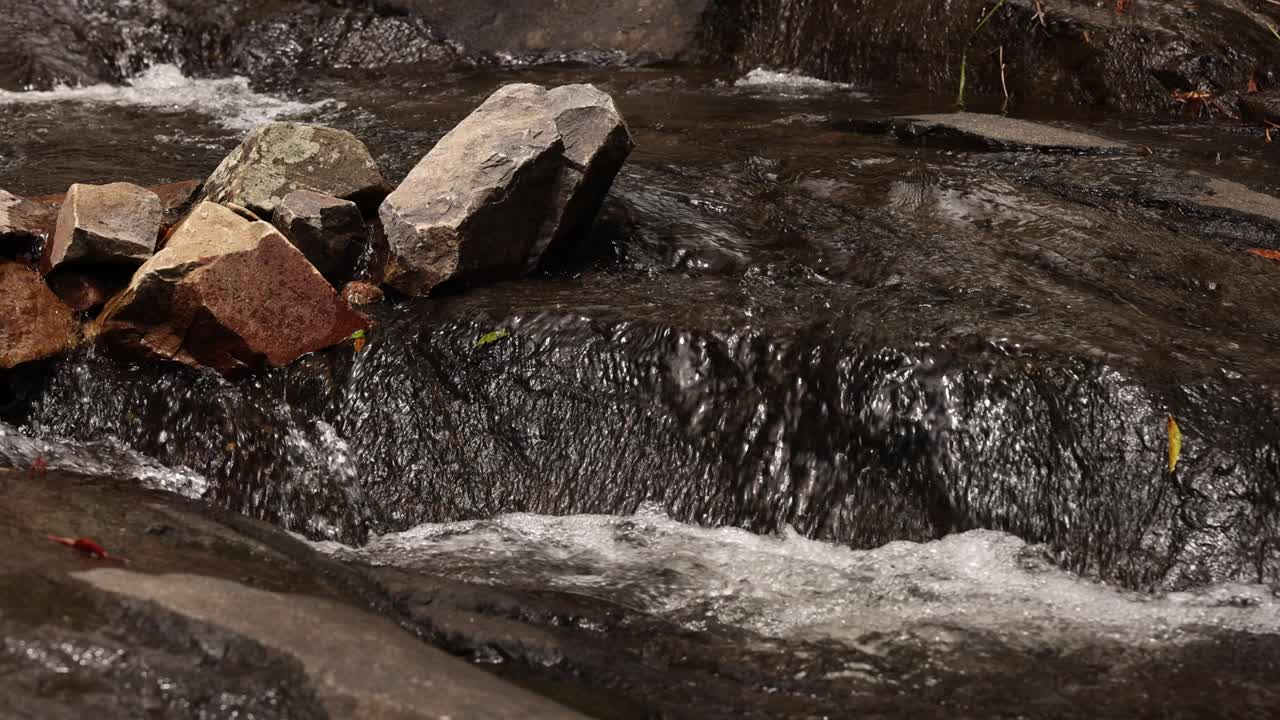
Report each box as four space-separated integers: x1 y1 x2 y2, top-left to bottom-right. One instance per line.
534 84 635 265
379 83 633 296
201 122 392 217
272 190 365 285
49 182 162 269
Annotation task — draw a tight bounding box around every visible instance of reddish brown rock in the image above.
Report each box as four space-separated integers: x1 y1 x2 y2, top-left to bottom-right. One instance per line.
1 189 58 264
151 179 202 229
96 202 368 374
0 261 77 369
341 281 385 306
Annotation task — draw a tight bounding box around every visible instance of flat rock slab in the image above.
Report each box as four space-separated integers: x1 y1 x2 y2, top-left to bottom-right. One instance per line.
879 113 1132 154
202 123 391 217
79 570 587 720
97 202 367 374
50 182 163 269
0 261 76 369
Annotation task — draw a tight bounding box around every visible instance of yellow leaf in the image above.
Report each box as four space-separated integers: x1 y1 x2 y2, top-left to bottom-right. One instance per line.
1167 414 1182 474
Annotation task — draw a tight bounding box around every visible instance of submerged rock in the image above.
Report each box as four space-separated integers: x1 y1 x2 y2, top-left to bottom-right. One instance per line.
874 113 1131 153
0 261 76 369
202 123 391 218
96 202 367 374
49 182 163 270
380 83 633 295
272 190 365 285
342 281 385 306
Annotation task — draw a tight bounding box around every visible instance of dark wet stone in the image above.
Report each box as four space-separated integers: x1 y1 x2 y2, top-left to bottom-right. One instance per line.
706 0 1280 114
381 0 713 64
45 266 132 314
875 113 1131 154
1239 90 1280 126
273 190 366 286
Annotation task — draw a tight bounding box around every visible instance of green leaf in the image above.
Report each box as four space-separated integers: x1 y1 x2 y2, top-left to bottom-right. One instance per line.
476 329 510 347
475 329 510 348
348 329 366 341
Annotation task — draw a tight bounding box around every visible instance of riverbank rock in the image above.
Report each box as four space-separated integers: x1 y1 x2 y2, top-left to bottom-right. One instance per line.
0 261 76 369
0 189 57 262
96 202 367 374
273 190 365 285
49 182 163 270
0 469 585 720
201 123 391 218
380 83 633 295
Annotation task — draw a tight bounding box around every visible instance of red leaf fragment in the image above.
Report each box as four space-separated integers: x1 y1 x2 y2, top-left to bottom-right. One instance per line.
47 535 128 563
1247 248 1280 262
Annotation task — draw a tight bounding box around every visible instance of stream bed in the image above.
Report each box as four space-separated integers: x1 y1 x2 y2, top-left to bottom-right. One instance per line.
2 60 1279 716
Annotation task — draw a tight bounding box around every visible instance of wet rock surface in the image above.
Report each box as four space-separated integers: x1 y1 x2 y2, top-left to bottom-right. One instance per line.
0 470 584 720
49 182 162 269
0 261 76 369
708 0 1280 113
383 0 714 64
96 202 367 374
273 190 366 285
202 122 391 218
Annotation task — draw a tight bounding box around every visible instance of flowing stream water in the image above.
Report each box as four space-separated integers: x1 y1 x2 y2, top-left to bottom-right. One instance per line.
1 60 1279 715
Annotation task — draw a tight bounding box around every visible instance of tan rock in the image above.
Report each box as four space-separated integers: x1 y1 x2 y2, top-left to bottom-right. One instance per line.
49 182 163 270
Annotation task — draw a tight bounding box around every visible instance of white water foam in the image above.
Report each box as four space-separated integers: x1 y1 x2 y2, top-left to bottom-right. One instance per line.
0 64 336 130
0 421 209 499
321 503 1280 650
734 67 862 95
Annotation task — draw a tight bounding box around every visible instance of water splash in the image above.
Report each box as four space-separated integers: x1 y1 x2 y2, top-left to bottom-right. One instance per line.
0 64 336 130
323 503 1280 649
0 421 208 498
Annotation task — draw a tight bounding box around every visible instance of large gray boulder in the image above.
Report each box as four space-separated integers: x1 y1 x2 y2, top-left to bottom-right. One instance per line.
201 123 391 218
379 83 633 296
96 202 367 374
49 182 163 270
272 190 365 285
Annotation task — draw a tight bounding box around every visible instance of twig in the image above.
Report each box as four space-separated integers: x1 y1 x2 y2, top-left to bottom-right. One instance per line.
956 0 1009 109
1033 0 1047 27
999 45 1009 104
